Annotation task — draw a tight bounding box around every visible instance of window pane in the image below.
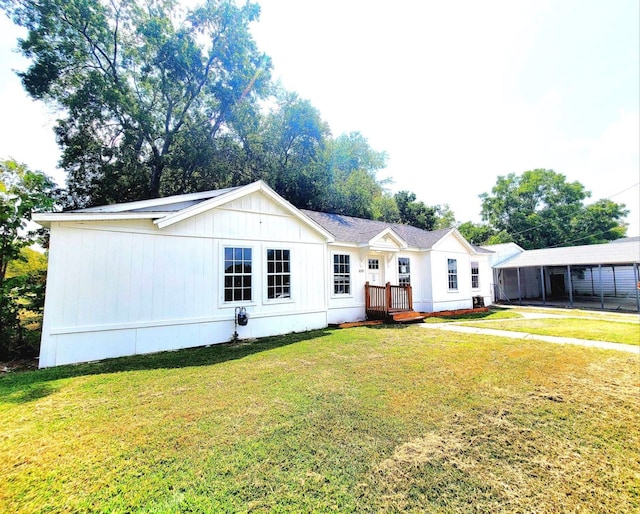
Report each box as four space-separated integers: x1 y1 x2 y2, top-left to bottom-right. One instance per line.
224 247 252 302
333 254 350 294
267 248 291 300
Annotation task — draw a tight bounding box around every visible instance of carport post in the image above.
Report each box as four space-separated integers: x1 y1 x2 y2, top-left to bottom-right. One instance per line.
539 266 546 305
599 264 604 310
567 265 573 307
634 263 639 312
517 267 522 305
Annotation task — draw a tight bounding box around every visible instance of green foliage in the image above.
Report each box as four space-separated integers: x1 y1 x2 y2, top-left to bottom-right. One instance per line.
326 132 389 218
480 169 627 249
3 0 272 205
394 190 438 230
261 90 332 210
2 0 455 228
433 203 456 229
0 160 56 359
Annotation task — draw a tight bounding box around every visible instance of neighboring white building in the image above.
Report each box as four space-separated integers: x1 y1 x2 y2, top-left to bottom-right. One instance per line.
33 181 492 367
485 240 640 309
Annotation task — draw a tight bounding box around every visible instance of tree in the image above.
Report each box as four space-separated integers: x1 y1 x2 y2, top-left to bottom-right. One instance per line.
2 0 271 206
261 90 331 210
393 191 438 230
568 199 628 246
434 204 456 229
480 169 627 249
0 160 56 358
457 221 512 246
326 132 388 218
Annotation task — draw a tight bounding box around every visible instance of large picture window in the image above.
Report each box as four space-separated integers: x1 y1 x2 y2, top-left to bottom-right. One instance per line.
471 261 479 289
333 254 351 294
267 249 291 299
398 257 411 286
448 258 458 290
224 247 252 302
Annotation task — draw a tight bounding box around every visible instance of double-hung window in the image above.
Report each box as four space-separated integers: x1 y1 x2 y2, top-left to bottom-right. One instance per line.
471 261 479 289
267 249 291 299
224 247 252 302
398 257 411 286
447 258 458 290
333 254 351 294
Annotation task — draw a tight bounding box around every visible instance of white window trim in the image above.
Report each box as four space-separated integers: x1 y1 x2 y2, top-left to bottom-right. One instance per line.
471 261 480 290
398 256 411 286
331 252 353 297
221 244 255 306
264 247 294 304
447 257 458 292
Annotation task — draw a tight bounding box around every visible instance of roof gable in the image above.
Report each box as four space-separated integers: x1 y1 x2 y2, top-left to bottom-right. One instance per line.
153 182 333 241
431 228 476 254
368 228 408 250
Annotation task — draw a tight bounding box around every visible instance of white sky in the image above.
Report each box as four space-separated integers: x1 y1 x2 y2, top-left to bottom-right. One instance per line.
1 0 638 236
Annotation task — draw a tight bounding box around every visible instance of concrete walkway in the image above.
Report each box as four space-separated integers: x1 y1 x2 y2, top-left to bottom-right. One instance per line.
419 309 640 354
419 323 638 354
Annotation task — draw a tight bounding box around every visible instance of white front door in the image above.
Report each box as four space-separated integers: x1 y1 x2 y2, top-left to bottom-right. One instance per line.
367 256 384 285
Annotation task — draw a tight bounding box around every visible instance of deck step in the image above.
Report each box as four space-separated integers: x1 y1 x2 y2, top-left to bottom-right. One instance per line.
391 311 426 323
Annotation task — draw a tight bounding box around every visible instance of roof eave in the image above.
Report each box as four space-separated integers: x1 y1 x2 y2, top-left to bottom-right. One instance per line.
32 211 165 228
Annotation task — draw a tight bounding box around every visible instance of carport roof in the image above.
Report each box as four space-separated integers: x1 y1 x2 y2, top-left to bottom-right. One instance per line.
494 240 640 269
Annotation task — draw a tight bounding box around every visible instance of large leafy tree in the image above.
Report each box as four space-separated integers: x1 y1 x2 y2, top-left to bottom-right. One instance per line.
261 91 331 210
0 160 57 358
480 169 627 249
327 132 388 218
2 0 271 206
393 191 438 230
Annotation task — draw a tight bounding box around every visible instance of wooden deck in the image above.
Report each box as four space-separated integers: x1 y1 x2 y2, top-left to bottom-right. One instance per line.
365 282 426 323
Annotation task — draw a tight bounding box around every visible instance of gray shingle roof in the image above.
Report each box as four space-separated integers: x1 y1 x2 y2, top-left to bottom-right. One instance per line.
301 210 454 249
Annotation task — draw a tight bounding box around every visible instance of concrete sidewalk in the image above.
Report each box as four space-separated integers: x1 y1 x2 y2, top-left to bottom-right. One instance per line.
419 323 640 354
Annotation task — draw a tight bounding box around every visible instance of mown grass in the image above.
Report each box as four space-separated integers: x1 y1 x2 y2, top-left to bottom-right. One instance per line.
459 318 640 345
1 327 638 513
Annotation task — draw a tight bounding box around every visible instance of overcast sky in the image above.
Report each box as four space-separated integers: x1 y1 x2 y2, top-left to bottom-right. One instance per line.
1 0 638 236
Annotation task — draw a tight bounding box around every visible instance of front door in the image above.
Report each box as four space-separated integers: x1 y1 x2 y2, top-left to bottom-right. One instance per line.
367 256 384 285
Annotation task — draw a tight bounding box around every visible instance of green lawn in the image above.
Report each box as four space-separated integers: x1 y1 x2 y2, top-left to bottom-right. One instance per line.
459 318 640 345
1 327 638 513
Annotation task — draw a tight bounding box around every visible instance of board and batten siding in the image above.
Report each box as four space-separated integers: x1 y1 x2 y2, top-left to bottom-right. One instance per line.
430 235 476 311
39 191 328 367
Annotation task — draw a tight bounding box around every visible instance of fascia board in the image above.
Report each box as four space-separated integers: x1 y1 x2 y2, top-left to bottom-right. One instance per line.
32 211 164 228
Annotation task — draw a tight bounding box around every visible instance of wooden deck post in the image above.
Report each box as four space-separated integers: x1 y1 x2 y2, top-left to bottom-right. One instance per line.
407 284 413 310
365 281 370 312
385 282 392 312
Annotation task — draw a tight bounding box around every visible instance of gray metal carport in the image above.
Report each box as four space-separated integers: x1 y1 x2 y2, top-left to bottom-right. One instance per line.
493 240 640 312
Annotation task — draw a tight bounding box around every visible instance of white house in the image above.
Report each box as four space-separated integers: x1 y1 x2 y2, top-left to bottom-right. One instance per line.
33 181 493 367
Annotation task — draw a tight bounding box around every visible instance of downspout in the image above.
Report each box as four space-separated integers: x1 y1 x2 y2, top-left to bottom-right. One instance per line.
517 267 522 305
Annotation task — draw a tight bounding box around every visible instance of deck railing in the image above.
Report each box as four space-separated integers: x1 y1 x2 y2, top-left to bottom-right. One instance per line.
365 282 413 320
